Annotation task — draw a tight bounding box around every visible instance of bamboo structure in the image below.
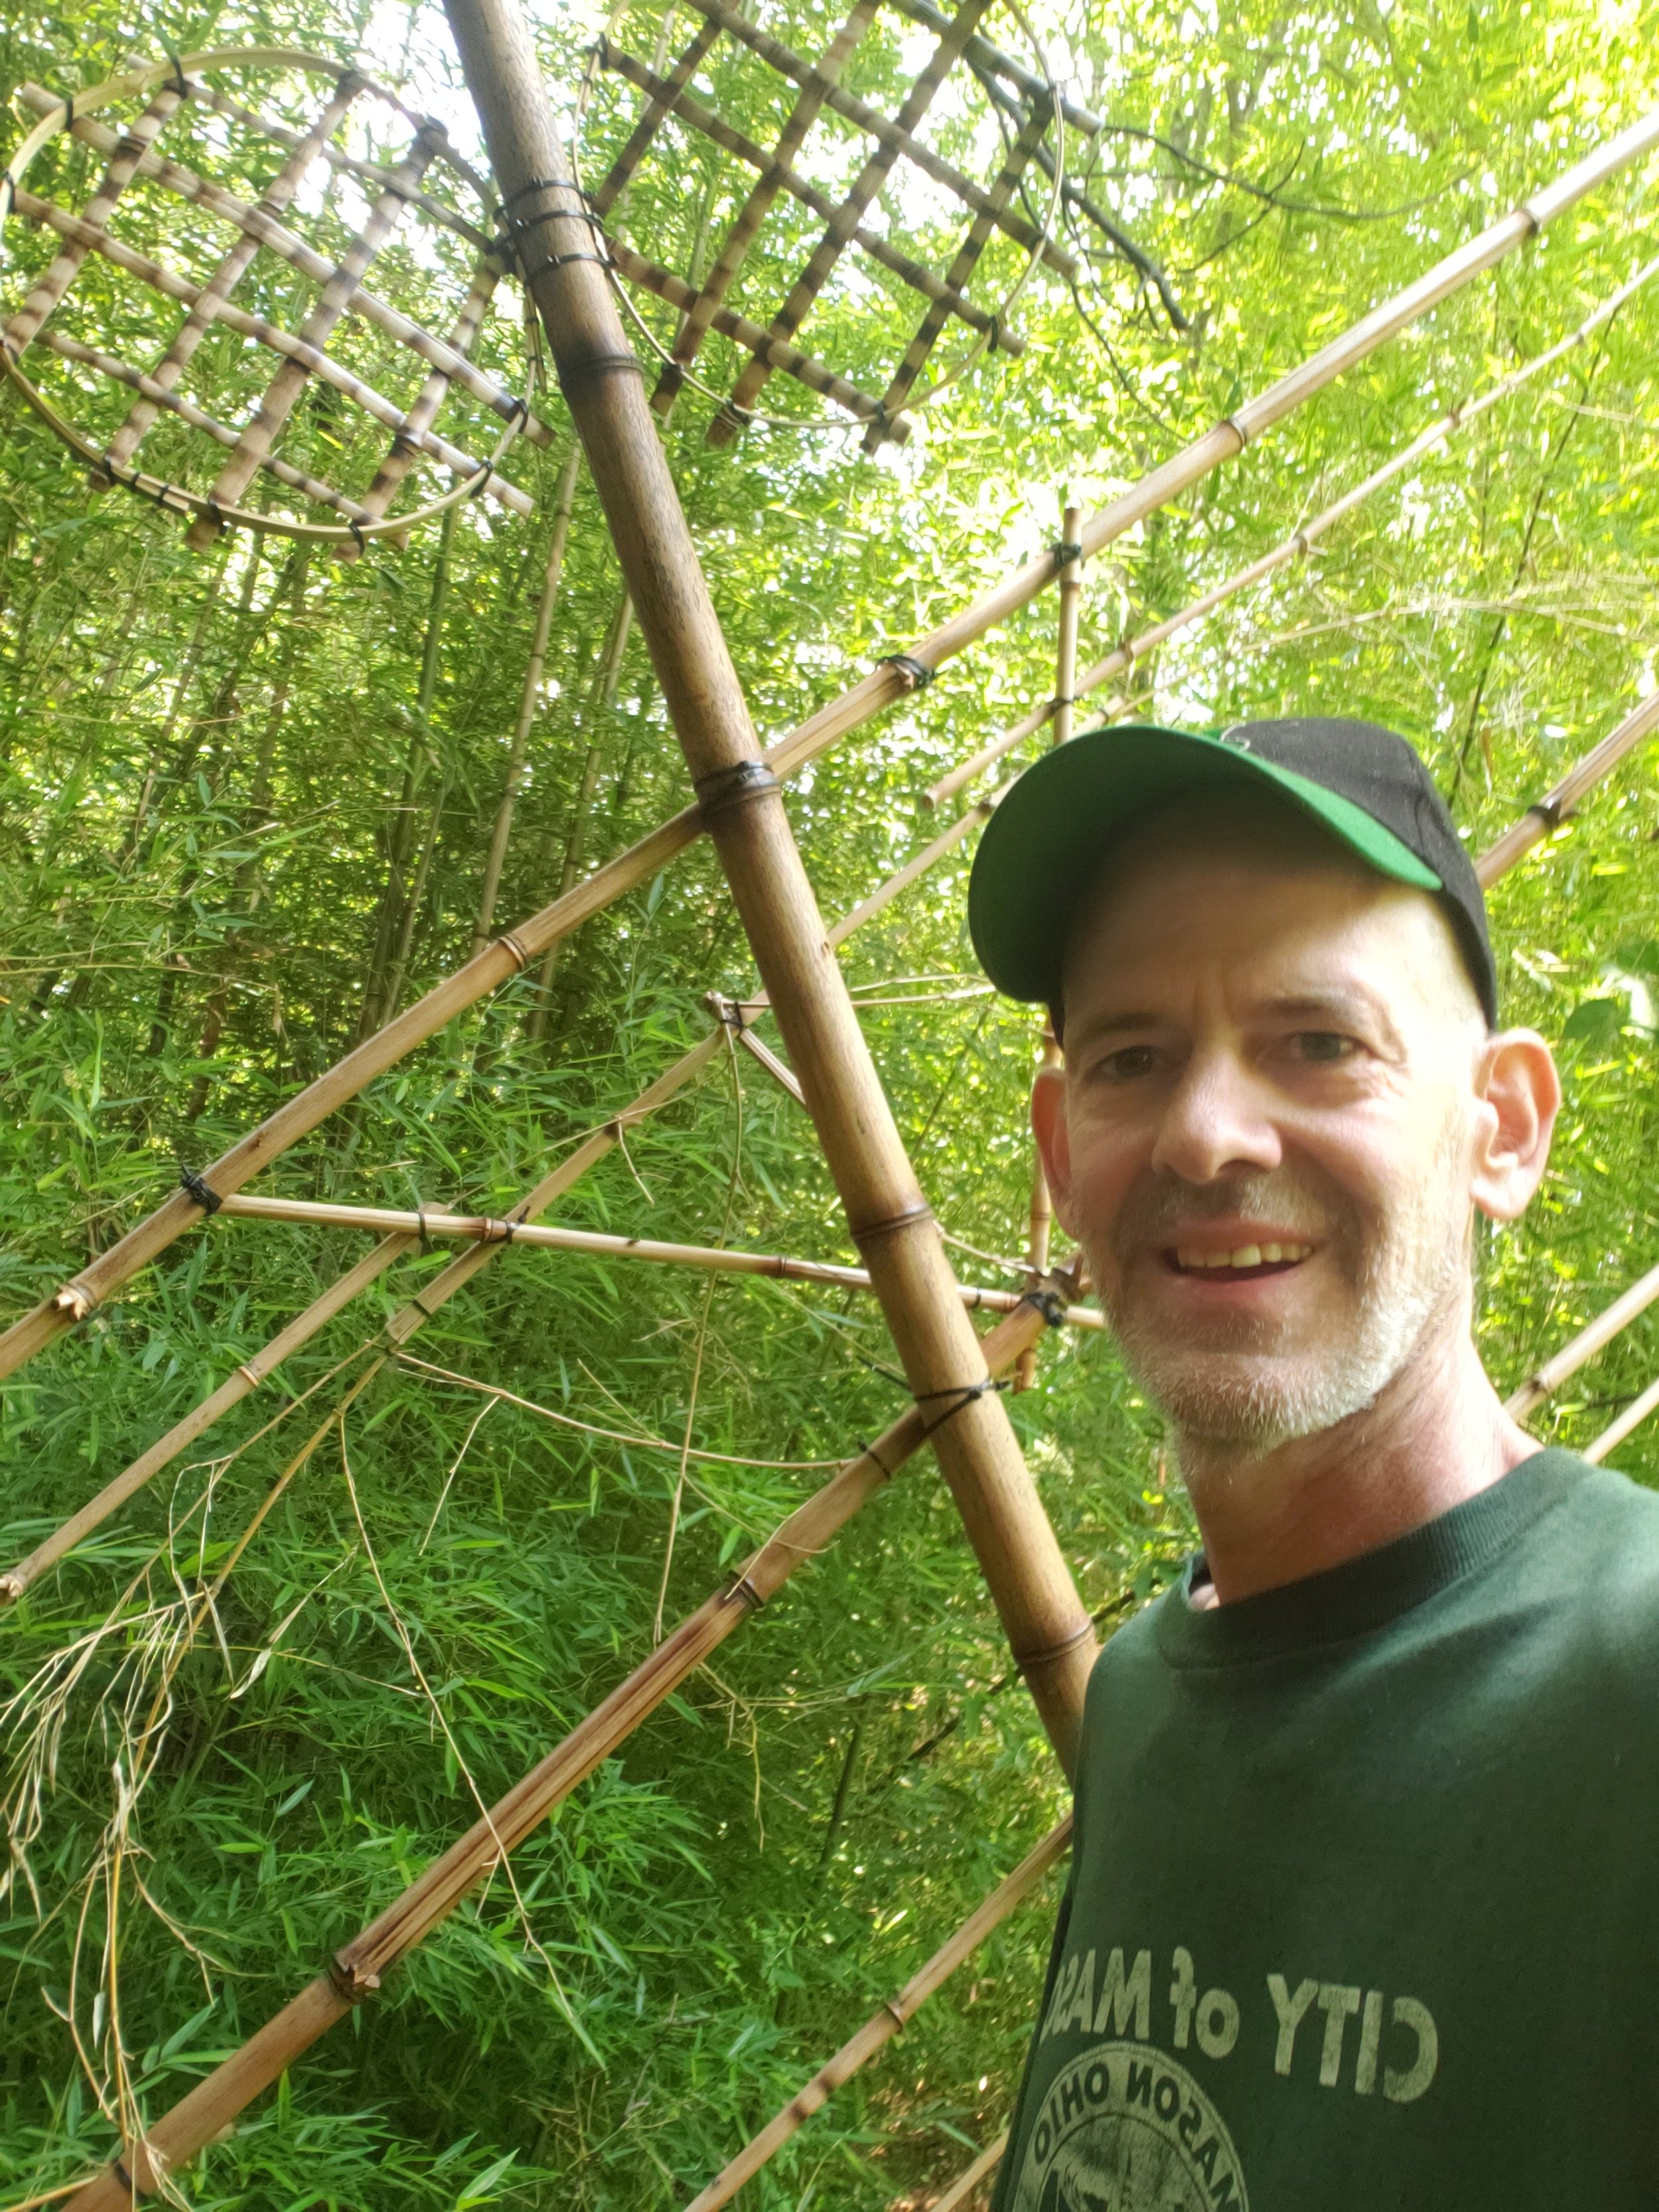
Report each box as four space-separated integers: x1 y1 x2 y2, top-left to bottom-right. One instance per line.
61 1291 1066 2208
925 2133 1009 2212
924 248 1659 812
7 104 1652 1385
685 1817 1072 2211
1473 683 1659 888
208 1188 1106 1326
1585 1374 1659 1465
1503 1256 1659 1424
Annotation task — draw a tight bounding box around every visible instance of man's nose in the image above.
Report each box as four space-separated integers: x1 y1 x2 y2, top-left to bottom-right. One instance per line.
1149 1050 1283 1185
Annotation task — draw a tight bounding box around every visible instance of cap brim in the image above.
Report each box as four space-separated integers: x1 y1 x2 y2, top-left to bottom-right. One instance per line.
968 723 1444 1003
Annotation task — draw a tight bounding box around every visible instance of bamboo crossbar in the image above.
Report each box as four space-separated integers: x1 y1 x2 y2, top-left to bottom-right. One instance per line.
33 327 374 521
6 106 1654 1384
671 0 1076 280
10 178 534 516
685 1816 1072 2211
63 1291 1060 2208
924 250 1659 811
17 88 551 450
1474 682 1659 887
599 38 1014 350
207 1189 1106 1326
714 0 997 438
926 2133 1009 2212
1585 1372 1659 1465
889 0 1104 137
592 17 723 216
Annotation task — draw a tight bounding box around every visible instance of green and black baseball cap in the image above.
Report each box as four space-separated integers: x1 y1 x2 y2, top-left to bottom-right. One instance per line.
968 716 1498 1027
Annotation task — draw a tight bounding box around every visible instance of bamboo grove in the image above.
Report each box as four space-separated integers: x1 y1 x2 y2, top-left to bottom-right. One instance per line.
3 0 1659 2205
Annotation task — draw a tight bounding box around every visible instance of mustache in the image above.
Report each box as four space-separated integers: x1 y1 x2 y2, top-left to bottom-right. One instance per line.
1111 1172 1343 1252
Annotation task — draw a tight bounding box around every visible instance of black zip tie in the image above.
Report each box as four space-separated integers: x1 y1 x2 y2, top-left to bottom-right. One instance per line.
914 1374 1011 1433
349 517 366 555
415 1205 431 1254
1056 540 1083 563
500 174 594 212
111 2158 133 2193
1019 1286 1068 1329
882 652 935 692
179 1165 221 1216
61 93 76 133
0 171 17 222
859 1436 897 1481
160 41 189 98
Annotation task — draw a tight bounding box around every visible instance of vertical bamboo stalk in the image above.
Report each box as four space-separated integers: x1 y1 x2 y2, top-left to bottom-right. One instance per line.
471 445 583 952
1015 506 1080 1391
446 0 1096 1763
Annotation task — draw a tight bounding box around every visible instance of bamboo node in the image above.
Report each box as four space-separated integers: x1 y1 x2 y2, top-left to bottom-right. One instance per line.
51 1283 94 1321
498 930 531 970
725 1572 766 1611
848 1199 935 1248
0 1570 25 1606
1222 411 1252 448
695 759 782 823
179 1163 223 1215
327 1951 384 2004
236 1362 263 1390
882 1997 908 2031
881 652 936 692
1013 1617 1097 1674
556 351 646 392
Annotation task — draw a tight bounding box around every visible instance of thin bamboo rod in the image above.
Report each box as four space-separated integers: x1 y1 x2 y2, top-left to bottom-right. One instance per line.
10 179 534 516
33 327 374 522
185 119 445 548
673 0 1076 279
343 257 504 556
925 2134 1007 2212
1474 683 1659 887
863 102 1050 451
592 18 723 216
825 785 1005 948
889 0 1104 136
685 1817 1072 2212
471 447 583 952
923 249 1659 811
0 85 182 358
652 0 881 412
103 77 363 473
64 1291 1062 2209
1504 1256 1659 1424
208 1189 1106 1325
1015 505 1078 1391
597 33 1015 364
19 90 551 449
1585 1372 1659 1465
712 0 997 441
7 107 1652 1385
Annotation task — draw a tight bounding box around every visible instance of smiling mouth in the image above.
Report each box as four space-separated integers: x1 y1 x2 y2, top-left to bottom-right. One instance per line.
1165 1242 1315 1282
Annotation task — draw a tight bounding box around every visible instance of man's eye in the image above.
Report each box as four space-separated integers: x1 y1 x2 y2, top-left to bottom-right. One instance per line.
1098 1045 1161 1082
1295 1031 1353 1064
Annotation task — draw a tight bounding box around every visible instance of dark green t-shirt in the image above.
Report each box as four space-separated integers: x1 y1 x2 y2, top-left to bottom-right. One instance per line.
991 1449 1659 2211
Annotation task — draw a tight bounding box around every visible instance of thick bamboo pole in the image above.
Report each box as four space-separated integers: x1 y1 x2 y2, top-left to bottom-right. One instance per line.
447 0 1096 1759
1585 1372 1659 1465
208 1189 1105 1326
63 1293 1062 2209
7 108 1654 1382
470 445 583 952
685 1818 1072 2211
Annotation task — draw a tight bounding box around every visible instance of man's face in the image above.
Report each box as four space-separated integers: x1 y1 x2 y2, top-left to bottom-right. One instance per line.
1033 802 1493 1449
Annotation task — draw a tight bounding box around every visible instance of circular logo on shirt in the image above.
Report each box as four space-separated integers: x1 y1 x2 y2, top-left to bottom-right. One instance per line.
1009 2041 1248 2212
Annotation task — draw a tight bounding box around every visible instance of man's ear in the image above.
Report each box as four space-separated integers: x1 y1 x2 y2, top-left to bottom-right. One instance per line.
1471 1029 1560 1222
1031 1060 1077 1236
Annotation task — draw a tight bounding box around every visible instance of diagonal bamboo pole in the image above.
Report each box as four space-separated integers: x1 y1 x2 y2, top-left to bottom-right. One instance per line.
685 1818 1072 2211
447 0 1098 1753
62 1290 1064 2208
923 250 1659 812
1473 682 1659 888
923 2133 1008 2212
207 1189 1106 1327
5 106 1654 1384
1584 1373 1659 1465
1503 1255 1659 1425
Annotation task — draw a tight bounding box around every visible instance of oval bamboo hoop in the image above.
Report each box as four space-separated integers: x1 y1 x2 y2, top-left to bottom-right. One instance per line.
0 47 532 544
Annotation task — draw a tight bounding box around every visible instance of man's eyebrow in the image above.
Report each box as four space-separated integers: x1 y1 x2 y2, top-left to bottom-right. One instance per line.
1062 1010 1165 1051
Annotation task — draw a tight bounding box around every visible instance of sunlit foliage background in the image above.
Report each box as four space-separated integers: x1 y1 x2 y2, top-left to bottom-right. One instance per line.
3 0 1658 2201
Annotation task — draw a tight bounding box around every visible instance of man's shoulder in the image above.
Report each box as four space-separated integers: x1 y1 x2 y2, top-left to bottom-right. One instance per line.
1534 1449 1659 1621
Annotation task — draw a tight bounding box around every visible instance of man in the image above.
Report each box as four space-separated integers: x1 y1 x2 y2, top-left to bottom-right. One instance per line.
967 717 1659 2210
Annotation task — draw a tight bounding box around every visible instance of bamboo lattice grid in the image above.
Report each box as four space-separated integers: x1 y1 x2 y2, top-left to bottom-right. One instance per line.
1 48 549 548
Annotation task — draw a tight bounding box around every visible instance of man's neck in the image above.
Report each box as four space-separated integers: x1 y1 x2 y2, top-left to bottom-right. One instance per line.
1177 1317 1538 1606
